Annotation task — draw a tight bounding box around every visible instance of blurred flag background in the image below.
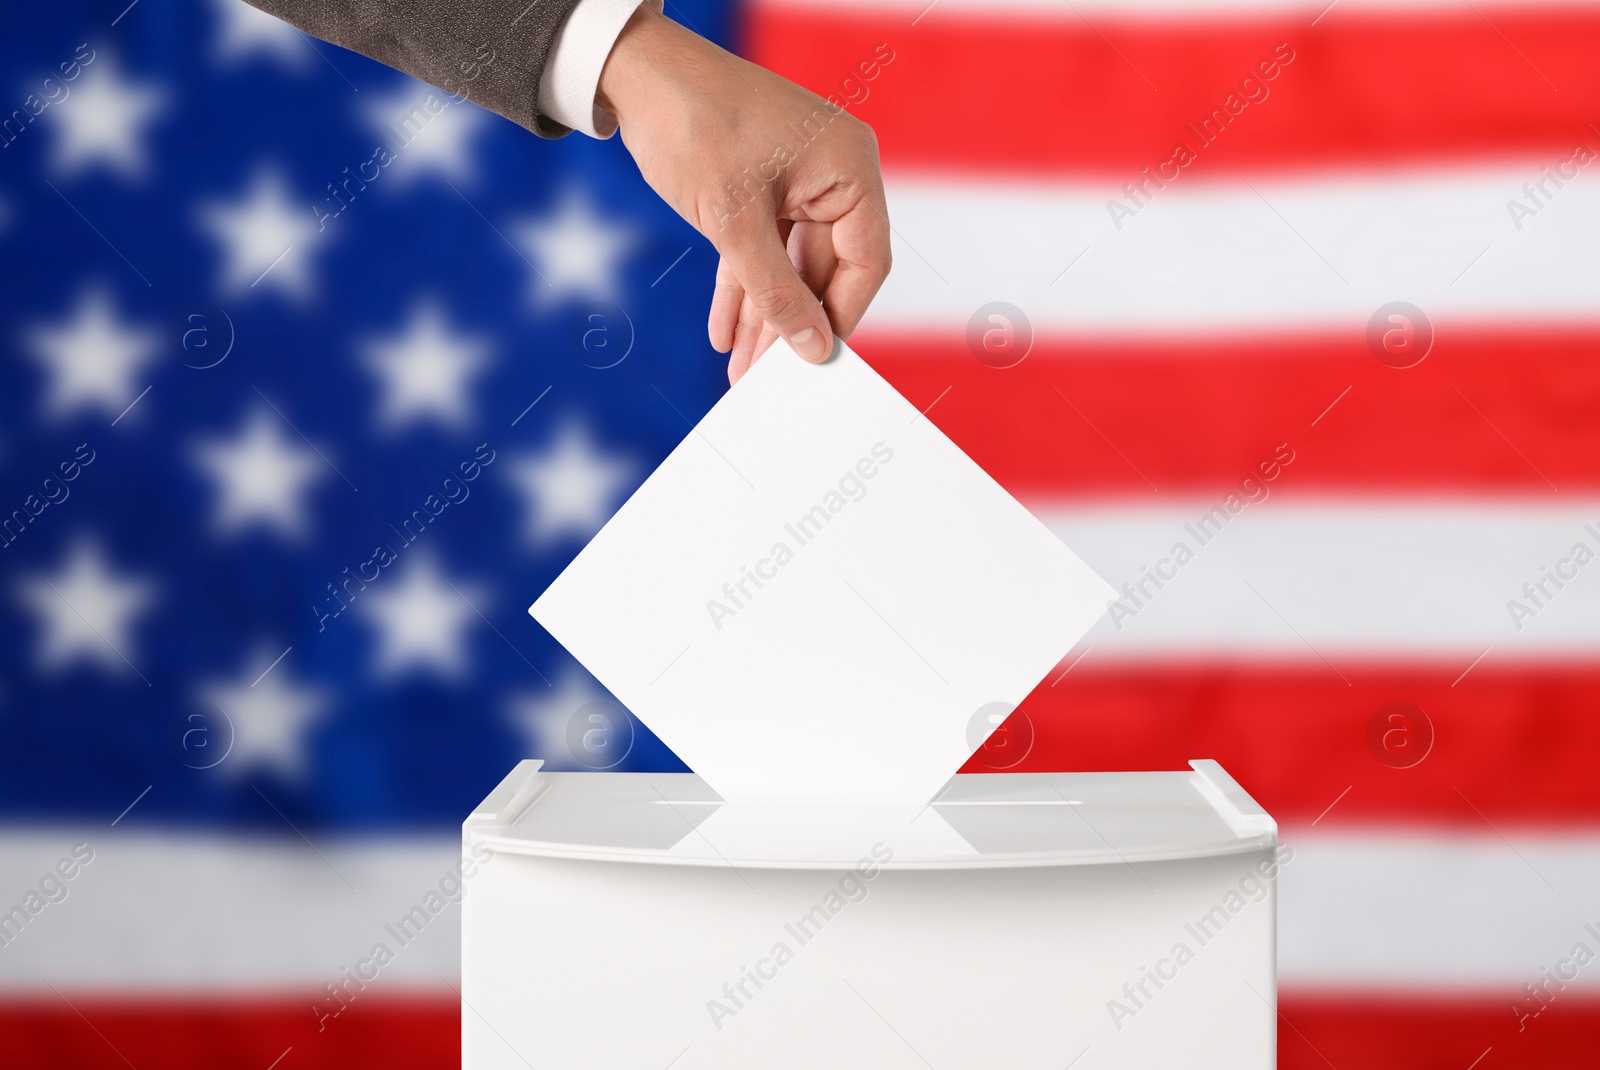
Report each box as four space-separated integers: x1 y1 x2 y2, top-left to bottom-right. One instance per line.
1 0 1596 1066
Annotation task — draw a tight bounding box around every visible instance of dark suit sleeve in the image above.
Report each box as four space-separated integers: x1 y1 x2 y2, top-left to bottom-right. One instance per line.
242 0 586 137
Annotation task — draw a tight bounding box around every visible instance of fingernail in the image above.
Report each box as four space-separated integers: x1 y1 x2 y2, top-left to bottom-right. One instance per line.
789 327 828 362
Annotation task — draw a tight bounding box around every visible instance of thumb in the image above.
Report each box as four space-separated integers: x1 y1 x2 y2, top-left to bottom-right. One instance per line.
715 217 833 363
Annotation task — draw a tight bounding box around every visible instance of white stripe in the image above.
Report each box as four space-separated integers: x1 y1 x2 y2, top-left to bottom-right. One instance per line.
862 165 1599 336
2 829 1596 990
1037 498 1600 656
0 831 464 991
757 0 1600 18
1279 827 1600 989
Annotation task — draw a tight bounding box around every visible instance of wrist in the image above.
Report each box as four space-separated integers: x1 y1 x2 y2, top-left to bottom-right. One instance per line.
596 4 677 123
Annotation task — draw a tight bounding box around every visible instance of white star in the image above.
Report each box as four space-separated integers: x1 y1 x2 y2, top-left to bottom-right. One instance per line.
357 551 484 678
15 536 156 680
198 167 321 298
513 189 637 307
360 298 492 432
197 644 327 780
506 668 631 770
506 421 635 546
363 83 487 187
193 407 328 540
45 54 167 180
209 0 311 69
24 286 159 420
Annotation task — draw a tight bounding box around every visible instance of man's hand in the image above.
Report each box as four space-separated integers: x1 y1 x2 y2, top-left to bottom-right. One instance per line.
598 6 891 382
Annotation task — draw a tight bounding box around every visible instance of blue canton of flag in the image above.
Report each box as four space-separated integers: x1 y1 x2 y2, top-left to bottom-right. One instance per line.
1 0 732 839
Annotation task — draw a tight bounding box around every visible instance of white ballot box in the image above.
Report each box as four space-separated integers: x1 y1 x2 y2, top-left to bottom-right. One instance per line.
462 759 1280 1069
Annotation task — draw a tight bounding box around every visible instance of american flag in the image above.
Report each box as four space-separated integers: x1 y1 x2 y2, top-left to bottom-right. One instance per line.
1 0 1595 1067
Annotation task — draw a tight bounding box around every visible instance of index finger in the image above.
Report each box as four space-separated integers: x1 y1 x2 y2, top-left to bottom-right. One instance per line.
819 188 891 340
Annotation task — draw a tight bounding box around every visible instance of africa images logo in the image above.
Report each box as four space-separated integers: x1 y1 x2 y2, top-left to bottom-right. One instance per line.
705 442 895 631
1105 43 1297 229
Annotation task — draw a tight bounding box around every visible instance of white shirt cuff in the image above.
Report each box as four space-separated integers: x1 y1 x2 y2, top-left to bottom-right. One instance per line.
538 0 649 138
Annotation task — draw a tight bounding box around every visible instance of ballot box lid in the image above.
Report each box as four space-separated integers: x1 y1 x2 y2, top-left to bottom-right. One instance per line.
462 760 1276 871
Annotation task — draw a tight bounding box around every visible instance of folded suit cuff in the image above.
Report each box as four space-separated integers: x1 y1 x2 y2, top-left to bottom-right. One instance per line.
538 0 651 138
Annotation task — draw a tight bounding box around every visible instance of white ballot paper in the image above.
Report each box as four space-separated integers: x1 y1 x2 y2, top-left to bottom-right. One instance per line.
530 338 1115 806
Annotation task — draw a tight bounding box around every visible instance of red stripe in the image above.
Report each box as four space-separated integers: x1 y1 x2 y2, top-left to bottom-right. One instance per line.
960 660 1600 826
0 994 457 1068
3 992 1596 1067
1277 991 1600 1070
746 5 1600 177
857 327 1600 499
